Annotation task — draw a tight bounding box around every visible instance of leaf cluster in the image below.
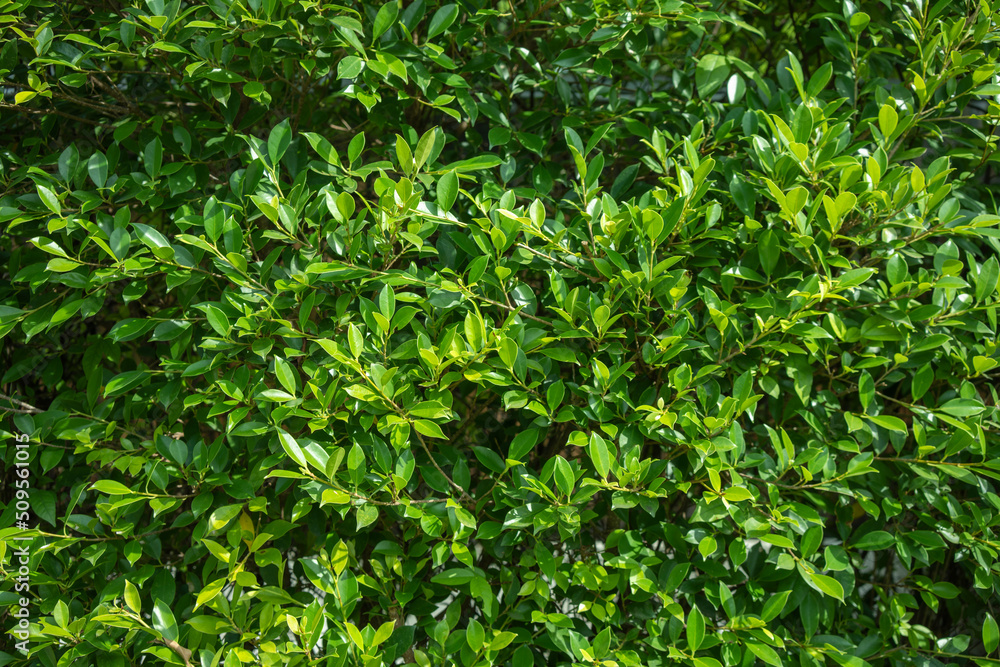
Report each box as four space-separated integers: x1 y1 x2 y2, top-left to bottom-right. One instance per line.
2 1 1000 667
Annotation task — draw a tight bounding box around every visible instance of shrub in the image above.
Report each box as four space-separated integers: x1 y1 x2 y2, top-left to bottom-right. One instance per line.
2 1 1000 666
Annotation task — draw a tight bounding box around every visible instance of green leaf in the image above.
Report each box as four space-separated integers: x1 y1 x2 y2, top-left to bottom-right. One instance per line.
379 284 396 320
488 127 511 149
473 446 505 474
348 132 366 165
395 135 412 172
104 370 149 397
132 223 172 254
50 600 68 629
349 442 366 472
466 619 485 651
144 137 163 179
695 54 730 98
438 171 458 211
761 590 791 622
268 119 292 166
687 605 705 651
800 525 822 558
589 432 611 479
850 530 894 550
414 127 437 172
866 414 907 434
243 81 265 98
760 534 794 549
203 196 224 242
91 480 133 495
428 4 460 39
357 504 378 529
186 615 228 634
490 631 516 651
730 176 755 217
88 152 108 188
509 428 541 461
124 580 141 614
849 11 870 36
804 570 844 602
414 419 447 439
976 256 999 302
553 455 574 496
878 103 898 138
699 536 717 558
373 620 395 646
722 486 754 502
806 62 833 97
109 228 130 261
37 184 61 215
409 401 449 419
152 600 178 642
431 569 474 585
887 254 907 285
45 257 80 273
836 191 857 216
195 578 226 610
346 324 363 357
337 56 365 80
858 371 874 412
444 155 502 173
202 68 244 83
985 613 999 654
373 1 399 42
277 429 308 468
346 622 365 649
784 186 808 217
758 229 778 277
912 363 934 400
938 398 985 417
274 356 297 395
746 642 781 666
546 380 565 413
512 646 533 667
208 505 242 532
204 304 231 337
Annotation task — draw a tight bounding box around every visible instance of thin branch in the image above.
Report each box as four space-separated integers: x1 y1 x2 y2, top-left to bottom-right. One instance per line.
0 393 43 414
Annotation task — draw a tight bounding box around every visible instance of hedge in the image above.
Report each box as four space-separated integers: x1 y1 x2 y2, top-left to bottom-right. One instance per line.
1 1 1000 666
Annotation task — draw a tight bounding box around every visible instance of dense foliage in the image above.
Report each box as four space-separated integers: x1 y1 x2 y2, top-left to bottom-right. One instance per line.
2 0 1000 665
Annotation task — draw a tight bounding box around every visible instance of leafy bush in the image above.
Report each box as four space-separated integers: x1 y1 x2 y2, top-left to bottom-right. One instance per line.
2 0 1000 666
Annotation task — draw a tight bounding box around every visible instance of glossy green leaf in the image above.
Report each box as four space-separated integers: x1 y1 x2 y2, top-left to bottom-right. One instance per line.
428 4 459 39
37 184 61 215
687 605 705 651
372 1 398 42
850 530 894 550
268 119 292 166
466 619 485 651
438 171 458 212
87 152 108 188
124 580 141 614
553 455 574 496
804 570 844 602
985 613 999 654
274 356 297 395
152 600 178 642
761 590 791 622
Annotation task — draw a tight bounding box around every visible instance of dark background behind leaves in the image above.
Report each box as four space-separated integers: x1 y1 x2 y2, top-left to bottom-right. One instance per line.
2 0 1000 666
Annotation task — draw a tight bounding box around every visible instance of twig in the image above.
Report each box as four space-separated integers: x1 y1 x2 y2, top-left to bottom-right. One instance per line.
0 393 43 414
